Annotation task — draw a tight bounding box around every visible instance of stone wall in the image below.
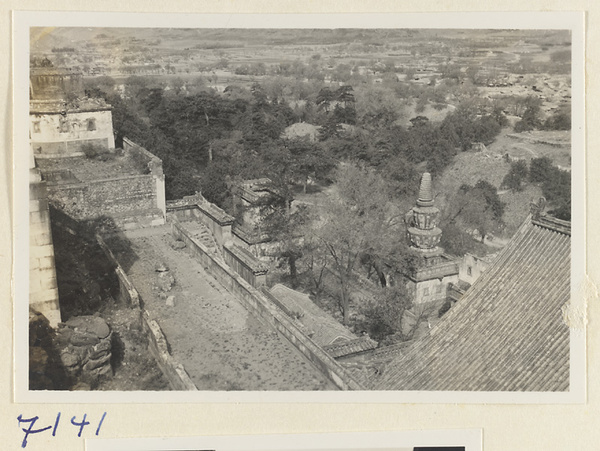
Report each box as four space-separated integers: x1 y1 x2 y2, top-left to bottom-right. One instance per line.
46 174 164 229
223 244 268 287
96 234 140 307
29 168 61 328
140 310 198 391
171 219 362 390
32 138 111 157
123 137 166 219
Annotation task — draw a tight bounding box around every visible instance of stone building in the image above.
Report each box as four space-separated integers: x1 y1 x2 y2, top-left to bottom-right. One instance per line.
30 67 115 158
28 66 167 328
404 173 459 305
458 252 498 286
231 178 283 258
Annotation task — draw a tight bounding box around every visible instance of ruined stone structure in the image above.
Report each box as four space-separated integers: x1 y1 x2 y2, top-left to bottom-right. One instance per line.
30 66 84 100
30 67 115 158
36 138 166 230
404 173 459 305
373 213 571 391
231 178 272 231
230 178 287 259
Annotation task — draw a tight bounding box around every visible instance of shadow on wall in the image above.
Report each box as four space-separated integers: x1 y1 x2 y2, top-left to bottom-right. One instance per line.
48 206 138 320
29 309 70 390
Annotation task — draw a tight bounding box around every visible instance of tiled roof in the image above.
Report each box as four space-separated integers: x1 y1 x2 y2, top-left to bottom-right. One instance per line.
269 284 356 347
373 215 570 391
323 336 378 358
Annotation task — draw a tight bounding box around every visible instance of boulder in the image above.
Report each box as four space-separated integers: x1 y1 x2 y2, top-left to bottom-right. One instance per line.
83 353 112 372
60 350 80 368
88 348 110 361
170 240 186 250
155 262 169 272
66 316 110 339
156 272 175 292
71 331 100 347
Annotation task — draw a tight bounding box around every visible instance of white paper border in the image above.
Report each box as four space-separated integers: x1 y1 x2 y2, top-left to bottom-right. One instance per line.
85 430 482 451
13 11 586 404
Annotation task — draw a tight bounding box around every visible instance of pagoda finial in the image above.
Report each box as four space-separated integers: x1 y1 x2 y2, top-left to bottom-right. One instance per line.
417 172 434 207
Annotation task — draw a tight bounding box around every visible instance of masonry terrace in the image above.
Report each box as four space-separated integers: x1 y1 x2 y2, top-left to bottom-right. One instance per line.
104 225 337 390
37 138 166 230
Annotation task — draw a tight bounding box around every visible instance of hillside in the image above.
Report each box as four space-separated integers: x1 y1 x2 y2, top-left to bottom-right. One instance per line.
436 128 560 236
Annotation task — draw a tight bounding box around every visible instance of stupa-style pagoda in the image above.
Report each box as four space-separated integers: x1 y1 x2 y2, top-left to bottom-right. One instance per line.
404 173 459 305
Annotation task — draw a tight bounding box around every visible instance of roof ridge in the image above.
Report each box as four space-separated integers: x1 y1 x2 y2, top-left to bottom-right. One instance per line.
532 214 571 235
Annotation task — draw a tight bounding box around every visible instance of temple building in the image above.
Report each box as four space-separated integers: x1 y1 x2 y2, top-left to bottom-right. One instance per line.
30 66 115 158
404 172 459 305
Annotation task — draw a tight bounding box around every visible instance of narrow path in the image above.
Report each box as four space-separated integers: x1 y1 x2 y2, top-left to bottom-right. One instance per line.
513 143 538 158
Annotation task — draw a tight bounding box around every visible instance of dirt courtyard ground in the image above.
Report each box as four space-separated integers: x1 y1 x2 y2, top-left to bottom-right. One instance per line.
107 225 336 391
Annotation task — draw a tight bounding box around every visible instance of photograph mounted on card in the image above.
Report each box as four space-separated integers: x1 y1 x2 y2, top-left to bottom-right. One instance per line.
85 430 482 451
13 11 585 403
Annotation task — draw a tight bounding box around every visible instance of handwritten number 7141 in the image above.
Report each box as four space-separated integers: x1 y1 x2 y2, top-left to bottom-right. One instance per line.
17 412 107 448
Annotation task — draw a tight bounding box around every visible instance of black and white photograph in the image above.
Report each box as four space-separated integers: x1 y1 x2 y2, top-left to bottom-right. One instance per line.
15 12 584 401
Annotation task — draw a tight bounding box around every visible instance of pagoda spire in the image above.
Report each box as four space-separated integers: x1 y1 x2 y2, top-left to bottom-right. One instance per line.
402 173 460 306
406 172 443 254
417 172 434 207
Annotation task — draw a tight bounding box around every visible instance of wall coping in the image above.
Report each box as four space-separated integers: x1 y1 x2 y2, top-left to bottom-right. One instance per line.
45 173 153 188
166 195 235 226
197 202 235 226
224 243 268 275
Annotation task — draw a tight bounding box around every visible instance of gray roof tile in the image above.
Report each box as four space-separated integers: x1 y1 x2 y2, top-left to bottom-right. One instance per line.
373 215 570 391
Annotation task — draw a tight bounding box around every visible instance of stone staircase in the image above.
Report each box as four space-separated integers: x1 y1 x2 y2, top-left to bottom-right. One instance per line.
186 222 224 262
